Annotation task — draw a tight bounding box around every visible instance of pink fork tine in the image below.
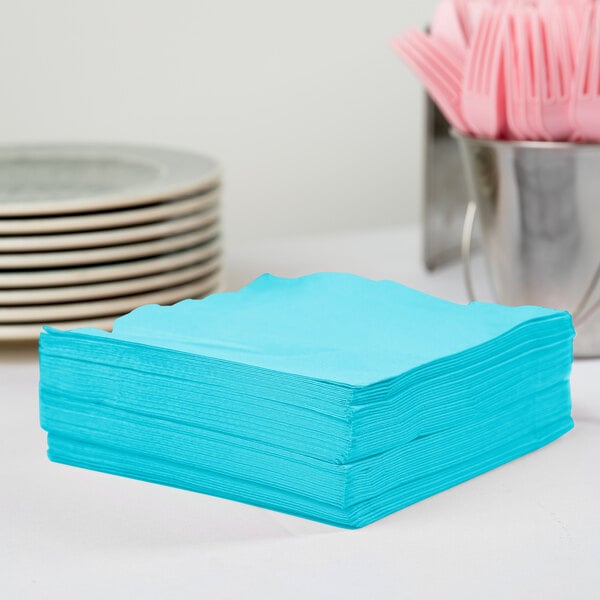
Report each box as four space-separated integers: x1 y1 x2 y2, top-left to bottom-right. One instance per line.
572 3 600 141
409 30 465 86
430 0 469 54
395 40 460 126
521 7 547 141
393 38 461 127
462 5 506 138
463 0 490 44
514 6 534 140
589 5 600 98
562 2 584 70
463 0 504 43
462 9 493 136
465 9 491 91
408 32 468 130
529 8 549 140
538 4 573 140
481 5 506 98
392 30 468 132
504 9 527 140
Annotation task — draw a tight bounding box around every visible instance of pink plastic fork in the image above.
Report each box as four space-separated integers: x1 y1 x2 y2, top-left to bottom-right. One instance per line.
513 6 549 141
504 7 529 140
545 0 586 69
430 0 469 54
462 0 500 43
461 5 507 138
393 28 468 132
572 3 600 141
536 4 573 140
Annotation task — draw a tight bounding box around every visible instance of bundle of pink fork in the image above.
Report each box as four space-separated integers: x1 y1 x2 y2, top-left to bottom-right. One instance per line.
393 0 599 142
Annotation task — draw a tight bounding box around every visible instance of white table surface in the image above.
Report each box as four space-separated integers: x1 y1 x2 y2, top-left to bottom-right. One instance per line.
1 226 599 599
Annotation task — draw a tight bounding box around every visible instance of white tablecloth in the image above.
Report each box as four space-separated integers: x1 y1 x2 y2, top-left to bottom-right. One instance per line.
1 226 598 599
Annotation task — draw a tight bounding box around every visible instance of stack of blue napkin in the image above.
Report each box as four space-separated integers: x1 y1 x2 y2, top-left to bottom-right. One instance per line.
39 273 574 528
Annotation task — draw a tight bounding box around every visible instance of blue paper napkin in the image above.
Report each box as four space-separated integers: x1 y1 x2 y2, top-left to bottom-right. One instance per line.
39 273 574 527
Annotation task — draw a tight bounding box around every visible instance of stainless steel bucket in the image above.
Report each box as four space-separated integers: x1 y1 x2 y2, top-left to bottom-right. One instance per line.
455 133 600 357
423 95 473 270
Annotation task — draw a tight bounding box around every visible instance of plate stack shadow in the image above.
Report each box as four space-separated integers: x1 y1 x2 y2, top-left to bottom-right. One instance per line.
0 144 222 340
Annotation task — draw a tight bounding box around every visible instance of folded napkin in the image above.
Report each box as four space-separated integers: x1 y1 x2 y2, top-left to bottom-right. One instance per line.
39 273 574 528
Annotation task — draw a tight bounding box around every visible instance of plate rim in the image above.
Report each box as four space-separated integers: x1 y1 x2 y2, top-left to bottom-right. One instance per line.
0 144 221 217
0 223 220 269
0 280 225 341
0 272 222 323
0 254 221 305
0 204 219 252
0 238 221 288
0 189 219 235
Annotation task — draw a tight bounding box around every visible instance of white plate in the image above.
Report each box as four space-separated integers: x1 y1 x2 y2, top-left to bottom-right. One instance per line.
0 282 225 341
0 223 220 268
0 316 123 341
0 205 219 252
0 204 219 252
0 239 221 288
0 189 219 234
0 144 220 216
0 272 221 323
0 255 221 305
0 280 225 341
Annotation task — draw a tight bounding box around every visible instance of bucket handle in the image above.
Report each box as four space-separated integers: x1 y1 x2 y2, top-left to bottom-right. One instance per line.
460 200 600 328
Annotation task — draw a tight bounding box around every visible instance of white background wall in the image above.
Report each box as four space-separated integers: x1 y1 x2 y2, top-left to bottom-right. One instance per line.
0 0 438 241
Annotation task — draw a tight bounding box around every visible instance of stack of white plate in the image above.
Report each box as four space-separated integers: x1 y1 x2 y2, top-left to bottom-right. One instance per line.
0 144 222 341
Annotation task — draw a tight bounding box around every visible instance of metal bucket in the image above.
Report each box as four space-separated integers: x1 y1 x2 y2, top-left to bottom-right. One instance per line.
455 133 600 357
423 95 474 270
